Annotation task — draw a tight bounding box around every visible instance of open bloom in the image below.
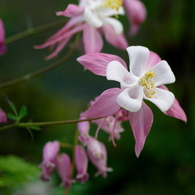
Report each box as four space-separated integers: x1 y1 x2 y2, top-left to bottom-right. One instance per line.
35 0 128 59
78 46 186 157
0 19 7 55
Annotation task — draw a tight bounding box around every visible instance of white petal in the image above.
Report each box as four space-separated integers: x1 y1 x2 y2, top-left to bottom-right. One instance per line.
145 88 175 112
151 60 176 86
101 17 123 35
84 7 103 28
100 6 125 17
117 86 143 112
106 61 137 88
126 46 149 77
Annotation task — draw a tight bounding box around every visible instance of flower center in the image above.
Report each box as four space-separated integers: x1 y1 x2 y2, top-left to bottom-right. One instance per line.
139 71 156 98
103 0 123 11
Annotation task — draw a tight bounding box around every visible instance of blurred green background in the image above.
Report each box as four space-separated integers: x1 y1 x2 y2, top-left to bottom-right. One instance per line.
0 0 195 194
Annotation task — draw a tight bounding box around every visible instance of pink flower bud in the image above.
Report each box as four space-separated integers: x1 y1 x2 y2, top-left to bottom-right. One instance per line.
87 136 112 177
56 153 75 188
75 145 89 182
40 141 60 181
0 108 7 123
0 19 7 55
78 116 90 145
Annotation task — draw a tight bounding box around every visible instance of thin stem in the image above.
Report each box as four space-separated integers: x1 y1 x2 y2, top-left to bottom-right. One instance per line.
0 123 17 131
0 116 102 131
0 33 80 89
64 188 70 195
5 19 67 44
17 117 102 127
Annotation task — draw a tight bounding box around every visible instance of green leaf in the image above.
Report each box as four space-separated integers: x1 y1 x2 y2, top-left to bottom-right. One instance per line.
6 100 18 116
0 155 39 189
19 105 28 119
7 113 19 121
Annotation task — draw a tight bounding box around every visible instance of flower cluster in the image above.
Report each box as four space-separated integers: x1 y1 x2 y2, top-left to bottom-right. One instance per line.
40 138 112 187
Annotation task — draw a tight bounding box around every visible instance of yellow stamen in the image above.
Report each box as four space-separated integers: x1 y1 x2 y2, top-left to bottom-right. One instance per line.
139 70 156 98
103 0 123 11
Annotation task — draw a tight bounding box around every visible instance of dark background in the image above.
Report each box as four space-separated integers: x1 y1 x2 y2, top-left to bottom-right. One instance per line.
0 0 195 194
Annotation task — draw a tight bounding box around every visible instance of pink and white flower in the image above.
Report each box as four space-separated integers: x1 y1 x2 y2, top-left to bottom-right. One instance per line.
0 19 7 55
77 46 187 157
35 0 129 59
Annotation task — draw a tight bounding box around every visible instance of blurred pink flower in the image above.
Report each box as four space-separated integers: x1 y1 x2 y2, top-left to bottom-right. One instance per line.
75 145 89 182
78 46 186 157
40 141 60 181
123 0 147 35
0 108 7 123
35 0 128 59
0 19 7 55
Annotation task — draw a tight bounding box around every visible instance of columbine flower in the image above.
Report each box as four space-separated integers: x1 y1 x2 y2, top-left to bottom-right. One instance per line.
35 0 128 59
87 136 112 177
39 141 60 181
75 145 89 182
0 19 7 55
77 46 186 157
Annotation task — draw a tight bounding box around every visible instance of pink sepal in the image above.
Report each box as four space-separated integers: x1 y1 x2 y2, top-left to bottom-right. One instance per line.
123 0 147 36
159 85 187 122
81 88 122 118
129 102 153 157
83 23 103 54
103 25 128 50
77 53 127 76
57 4 84 17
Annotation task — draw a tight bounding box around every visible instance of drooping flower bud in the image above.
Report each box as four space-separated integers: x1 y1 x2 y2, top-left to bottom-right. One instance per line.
75 145 89 182
56 153 75 188
0 108 7 123
87 136 112 177
40 141 60 181
0 19 7 55
78 116 90 145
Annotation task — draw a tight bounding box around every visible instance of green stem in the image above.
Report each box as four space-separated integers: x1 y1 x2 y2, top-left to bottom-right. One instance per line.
5 19 67 44
0 33 80 89
0 116 102 131
17 117 102 127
